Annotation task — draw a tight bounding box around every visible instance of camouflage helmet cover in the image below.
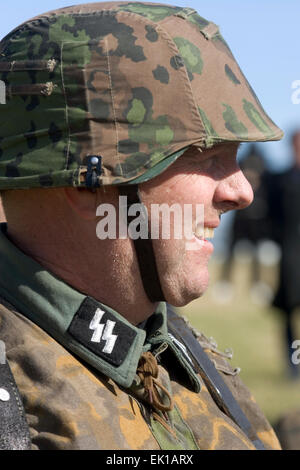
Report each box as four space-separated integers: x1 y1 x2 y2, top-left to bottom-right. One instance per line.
0 1 283 189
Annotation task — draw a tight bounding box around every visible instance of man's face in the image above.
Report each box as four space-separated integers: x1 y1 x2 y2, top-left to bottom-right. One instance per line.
140 143 253 306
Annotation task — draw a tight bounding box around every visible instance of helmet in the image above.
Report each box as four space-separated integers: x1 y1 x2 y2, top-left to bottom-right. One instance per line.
0 1 283 190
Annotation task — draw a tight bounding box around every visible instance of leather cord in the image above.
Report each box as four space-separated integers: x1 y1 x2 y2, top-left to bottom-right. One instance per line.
137 351 176 437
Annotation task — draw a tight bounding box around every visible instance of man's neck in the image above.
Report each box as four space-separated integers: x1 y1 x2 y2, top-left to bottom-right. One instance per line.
6 225 156 326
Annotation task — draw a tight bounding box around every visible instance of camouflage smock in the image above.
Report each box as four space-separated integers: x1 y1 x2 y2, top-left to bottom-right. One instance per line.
0 224 280 450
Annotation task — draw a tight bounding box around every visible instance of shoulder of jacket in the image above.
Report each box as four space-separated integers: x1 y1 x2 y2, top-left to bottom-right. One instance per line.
178 315 241 377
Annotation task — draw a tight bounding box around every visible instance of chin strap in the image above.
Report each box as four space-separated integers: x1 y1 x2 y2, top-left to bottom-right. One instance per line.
118 185 165 303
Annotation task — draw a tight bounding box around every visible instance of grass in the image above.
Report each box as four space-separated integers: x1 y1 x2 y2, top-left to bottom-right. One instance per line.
178 257 300 426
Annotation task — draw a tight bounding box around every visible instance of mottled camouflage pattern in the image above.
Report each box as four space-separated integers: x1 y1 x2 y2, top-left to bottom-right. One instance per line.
274 410 300 450
0 2 283 189
0 298 280 450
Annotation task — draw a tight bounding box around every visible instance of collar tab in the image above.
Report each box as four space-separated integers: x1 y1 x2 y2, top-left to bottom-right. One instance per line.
68 296 137 367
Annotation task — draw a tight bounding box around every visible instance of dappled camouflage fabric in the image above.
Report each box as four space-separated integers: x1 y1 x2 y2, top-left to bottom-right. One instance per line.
0 297 280 450
0 2 283 189
274 410 300 450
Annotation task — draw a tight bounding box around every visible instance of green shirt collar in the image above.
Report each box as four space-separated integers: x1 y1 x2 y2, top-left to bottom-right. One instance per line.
0 224 200 391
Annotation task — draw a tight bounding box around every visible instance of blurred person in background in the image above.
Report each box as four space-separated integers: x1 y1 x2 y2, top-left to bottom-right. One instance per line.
268 130 300 379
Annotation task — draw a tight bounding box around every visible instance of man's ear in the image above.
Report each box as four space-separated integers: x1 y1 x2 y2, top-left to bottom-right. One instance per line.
63 188 97 221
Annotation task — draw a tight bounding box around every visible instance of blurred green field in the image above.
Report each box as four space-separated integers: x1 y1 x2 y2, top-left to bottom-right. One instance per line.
178 256 300 427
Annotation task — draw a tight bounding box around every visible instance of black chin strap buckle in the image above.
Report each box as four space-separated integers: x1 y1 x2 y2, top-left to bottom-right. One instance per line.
85 155 102 189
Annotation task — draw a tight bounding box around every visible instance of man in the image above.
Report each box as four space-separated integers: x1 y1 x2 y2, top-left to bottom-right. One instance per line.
0 2 283 450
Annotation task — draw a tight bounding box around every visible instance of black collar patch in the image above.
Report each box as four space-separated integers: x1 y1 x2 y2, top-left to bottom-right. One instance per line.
68 297 137 367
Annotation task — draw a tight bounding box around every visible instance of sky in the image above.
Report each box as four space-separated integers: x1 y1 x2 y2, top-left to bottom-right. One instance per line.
0 0 299 171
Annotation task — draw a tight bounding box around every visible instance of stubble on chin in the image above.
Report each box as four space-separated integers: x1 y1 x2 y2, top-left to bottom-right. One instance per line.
153 234 207 303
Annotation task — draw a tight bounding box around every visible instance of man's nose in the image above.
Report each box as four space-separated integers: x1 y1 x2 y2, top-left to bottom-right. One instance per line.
214 169 254 211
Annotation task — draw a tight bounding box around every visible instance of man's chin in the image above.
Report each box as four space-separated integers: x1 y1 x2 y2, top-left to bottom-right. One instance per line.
165 285 208 308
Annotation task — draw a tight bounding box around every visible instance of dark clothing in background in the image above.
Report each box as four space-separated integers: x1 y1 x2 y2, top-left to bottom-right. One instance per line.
268 168 300 313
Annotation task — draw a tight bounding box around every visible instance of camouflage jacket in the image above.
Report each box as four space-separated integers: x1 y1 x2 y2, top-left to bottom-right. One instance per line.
0 225 280 450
